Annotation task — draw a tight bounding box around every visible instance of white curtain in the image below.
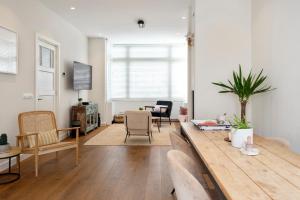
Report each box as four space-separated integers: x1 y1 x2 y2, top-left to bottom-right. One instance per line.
109 44 187 100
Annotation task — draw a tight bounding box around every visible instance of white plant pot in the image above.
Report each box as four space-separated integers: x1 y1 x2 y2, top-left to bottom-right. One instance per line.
0 144 10 152
231 128 253 148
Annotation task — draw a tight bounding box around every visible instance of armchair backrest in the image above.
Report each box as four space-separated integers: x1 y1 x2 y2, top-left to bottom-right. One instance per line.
18 111 58 147
157 100 173 117
124 111 152 133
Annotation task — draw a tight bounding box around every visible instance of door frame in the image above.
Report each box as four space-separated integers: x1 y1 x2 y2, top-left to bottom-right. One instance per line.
35 33 61 115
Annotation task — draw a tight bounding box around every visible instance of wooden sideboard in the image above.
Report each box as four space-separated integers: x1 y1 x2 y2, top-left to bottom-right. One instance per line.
71 103 98 135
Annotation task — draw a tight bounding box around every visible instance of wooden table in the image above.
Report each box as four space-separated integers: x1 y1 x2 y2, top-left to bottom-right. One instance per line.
181 122 300 200
0 146 21 184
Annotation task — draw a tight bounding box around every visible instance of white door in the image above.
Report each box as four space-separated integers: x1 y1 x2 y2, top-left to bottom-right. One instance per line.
36 39 57 112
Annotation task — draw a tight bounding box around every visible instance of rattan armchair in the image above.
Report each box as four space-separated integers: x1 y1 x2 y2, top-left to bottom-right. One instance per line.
17 111 79 177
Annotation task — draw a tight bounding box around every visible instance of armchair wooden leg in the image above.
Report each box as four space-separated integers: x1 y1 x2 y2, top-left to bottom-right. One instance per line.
124 133 129 144
171 188 175 194
75 145 79 166
169 117 171 125
157 121 160 132
75 128 79 166
35 153 39 177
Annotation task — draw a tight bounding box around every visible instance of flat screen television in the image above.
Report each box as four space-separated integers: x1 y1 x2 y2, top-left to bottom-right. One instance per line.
73 61 92 90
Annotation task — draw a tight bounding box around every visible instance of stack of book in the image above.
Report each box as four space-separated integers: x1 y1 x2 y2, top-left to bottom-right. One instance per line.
191 119 231 131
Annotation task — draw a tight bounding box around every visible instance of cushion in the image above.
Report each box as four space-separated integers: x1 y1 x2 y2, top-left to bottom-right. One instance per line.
27 129 59 148
154 105 167 113
180 106 188 115
38 141 75 151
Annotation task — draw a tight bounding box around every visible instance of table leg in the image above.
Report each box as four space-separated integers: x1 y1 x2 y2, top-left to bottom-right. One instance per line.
17 155 20 174
0 154 21 184
8 157 11 173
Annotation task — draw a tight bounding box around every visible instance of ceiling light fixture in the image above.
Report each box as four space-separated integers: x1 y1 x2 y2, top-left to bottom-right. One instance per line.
70 6 76 10
181 16 187 20
137 19 145 28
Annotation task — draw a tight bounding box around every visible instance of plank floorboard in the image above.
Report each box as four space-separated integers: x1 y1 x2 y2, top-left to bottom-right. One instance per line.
0 126 175 200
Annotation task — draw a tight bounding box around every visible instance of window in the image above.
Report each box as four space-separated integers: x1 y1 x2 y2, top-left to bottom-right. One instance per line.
0 26 17 74
109 44 187 100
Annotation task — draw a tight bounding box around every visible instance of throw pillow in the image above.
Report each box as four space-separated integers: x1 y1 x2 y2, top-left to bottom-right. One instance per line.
27 129 59 148
154 105 167 113
180 106 188 115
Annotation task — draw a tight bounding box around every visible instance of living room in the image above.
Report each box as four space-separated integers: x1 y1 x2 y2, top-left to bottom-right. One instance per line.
1 0 300 200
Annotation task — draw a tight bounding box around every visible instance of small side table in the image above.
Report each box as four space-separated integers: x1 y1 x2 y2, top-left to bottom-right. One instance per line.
0 147 21 184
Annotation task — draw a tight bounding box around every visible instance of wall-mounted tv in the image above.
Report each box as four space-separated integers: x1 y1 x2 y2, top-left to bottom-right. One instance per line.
73 61 92 90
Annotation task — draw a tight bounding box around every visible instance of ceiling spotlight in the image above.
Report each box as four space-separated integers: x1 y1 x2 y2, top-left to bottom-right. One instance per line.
70 6 76 10
181 16 187 20
137 19 145 28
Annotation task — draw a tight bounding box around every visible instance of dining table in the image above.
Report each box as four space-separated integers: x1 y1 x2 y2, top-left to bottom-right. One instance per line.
180 122 300 200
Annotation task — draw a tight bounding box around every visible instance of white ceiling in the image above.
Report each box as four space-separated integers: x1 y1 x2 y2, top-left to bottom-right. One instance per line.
39 0 191 44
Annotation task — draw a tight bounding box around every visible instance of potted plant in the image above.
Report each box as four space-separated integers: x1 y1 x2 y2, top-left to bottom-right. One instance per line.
212 65 274 121
212 65 274 147
78 98 83 106
230 116 253 148
0 133 10 152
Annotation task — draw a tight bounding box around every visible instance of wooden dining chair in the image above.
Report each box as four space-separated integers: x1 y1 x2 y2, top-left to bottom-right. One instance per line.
170 132 224 199
169 132 207 178
167 150 211 200
17 111 80 177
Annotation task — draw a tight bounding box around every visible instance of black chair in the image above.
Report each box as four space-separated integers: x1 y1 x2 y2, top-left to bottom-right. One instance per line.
145 100 173 126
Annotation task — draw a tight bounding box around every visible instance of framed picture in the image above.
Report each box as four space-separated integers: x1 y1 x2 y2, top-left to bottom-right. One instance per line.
0 26 17 74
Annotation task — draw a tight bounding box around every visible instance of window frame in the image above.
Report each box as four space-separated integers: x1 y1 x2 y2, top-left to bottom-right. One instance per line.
109 44 187 101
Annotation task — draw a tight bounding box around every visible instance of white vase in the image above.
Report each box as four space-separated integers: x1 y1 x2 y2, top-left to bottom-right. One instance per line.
231 128 253 148
0 144 10 152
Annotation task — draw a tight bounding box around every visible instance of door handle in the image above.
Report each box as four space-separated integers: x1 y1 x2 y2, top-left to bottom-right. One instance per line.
37 98 43 101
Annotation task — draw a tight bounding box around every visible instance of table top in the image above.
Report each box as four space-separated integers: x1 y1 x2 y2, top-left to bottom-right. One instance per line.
0 146 21 159
181 122 300 200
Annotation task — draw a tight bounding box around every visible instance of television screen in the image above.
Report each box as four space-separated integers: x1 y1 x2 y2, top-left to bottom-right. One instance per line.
73 61 92 90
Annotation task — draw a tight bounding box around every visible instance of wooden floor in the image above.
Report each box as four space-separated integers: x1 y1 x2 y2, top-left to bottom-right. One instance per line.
0 126 175 200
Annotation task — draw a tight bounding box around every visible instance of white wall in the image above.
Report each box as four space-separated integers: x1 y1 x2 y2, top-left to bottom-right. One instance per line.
193 0 252 120
88 37 110 124
187 1 195 120
0 0 87 145
252 0 300 153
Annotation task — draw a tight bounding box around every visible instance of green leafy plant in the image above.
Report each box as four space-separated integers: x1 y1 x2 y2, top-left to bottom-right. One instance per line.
0 133 8 145
231 116 251 129
212 65 274 121
78 98 83 102
139 107 144 111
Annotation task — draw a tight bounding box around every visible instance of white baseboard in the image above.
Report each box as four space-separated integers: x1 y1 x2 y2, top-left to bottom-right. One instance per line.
101 122 110 126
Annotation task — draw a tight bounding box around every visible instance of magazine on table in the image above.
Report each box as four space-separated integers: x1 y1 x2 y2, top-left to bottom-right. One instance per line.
191 119 231 131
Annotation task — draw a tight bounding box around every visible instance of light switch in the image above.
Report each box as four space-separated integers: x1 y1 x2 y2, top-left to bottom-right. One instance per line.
23 93 34 99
